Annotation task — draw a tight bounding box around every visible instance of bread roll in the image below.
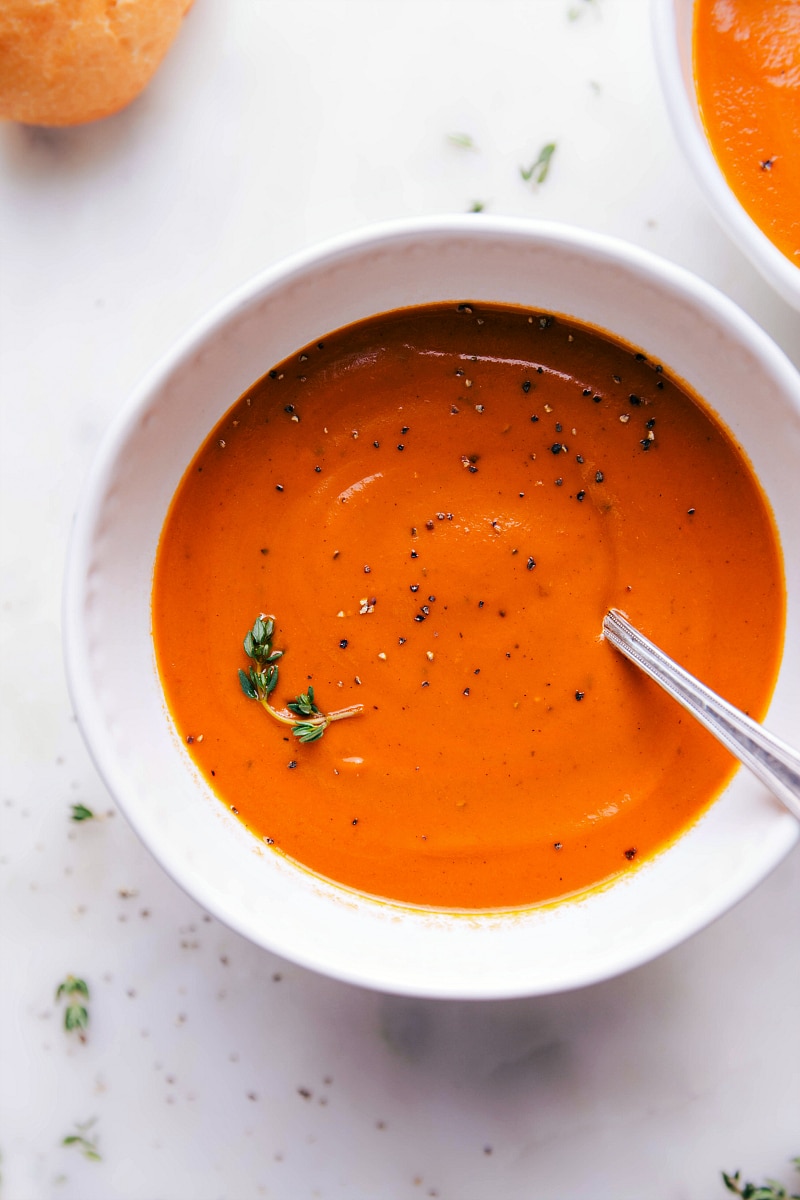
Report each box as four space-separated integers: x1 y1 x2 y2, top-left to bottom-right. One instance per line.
0 0 193 127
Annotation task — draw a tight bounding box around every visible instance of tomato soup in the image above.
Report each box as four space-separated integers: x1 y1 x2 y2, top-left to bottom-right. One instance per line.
694 0 800 262
152 303 784 910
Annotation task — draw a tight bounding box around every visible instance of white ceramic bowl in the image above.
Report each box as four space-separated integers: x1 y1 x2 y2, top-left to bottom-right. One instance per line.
64 216 800 998
652 0 800 310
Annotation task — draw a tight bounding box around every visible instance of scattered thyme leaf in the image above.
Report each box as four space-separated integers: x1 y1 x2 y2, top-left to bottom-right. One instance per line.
447 132 477 151
722 1158 800 1199
520 141 557 186
64 1006 89 1033
238 615 363 742
568 0 599 18
70 803 94 822
62 1118 101 1162
55 976 89 1001
55 976 90 1037
468 200 486 213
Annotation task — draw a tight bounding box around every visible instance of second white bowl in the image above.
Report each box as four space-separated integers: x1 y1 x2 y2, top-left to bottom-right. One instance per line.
652 0 800 310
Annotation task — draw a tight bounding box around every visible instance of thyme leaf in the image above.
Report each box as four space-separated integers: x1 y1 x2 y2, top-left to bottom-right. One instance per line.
447 132 477 151
62 1118 101 1162
722 1158 800 1199
293 722 326 744
238 615 363 742
55 976 90 1037
520 141 557 186
70 803 95 822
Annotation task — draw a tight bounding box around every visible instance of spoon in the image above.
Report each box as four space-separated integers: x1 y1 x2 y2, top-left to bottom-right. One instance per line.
603 608 800 821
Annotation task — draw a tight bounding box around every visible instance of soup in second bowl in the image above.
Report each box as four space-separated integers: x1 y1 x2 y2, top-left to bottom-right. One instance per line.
694 0 800 264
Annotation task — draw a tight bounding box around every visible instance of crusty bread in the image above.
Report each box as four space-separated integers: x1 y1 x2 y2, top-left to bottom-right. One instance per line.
0 0 193 126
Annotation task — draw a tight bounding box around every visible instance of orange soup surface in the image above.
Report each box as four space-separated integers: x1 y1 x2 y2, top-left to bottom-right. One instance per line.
694 0 800 262
152 303 784 910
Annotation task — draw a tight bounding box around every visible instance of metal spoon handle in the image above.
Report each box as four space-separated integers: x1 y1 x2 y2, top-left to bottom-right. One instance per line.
603 608 800 821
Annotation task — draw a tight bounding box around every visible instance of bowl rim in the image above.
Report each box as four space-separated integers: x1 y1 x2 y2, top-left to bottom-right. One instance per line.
650 0 800 311
63 214 800 998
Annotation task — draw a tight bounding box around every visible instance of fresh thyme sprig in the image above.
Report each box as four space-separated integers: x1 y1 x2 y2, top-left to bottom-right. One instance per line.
55 976 90 1037
238 615 363 742
723 1158 800 1199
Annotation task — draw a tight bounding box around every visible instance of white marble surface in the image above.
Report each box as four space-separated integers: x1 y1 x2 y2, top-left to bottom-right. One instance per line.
1 2 799 1198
